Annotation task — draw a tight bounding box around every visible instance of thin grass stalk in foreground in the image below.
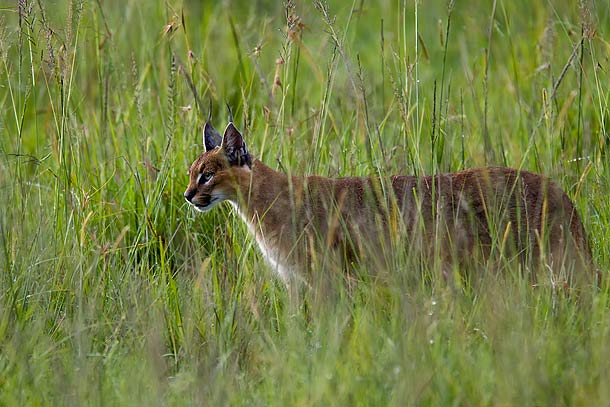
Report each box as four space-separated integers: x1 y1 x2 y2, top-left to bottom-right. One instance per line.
576 25 585 170
483 0 498 164
438 0 454 169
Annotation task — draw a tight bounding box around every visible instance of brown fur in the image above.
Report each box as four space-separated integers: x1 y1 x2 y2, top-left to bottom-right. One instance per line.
185 122 597 288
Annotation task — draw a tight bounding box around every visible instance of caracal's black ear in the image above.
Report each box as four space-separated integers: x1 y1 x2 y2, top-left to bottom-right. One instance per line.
203 100 222 151
204 122 222 151
222 107 251 167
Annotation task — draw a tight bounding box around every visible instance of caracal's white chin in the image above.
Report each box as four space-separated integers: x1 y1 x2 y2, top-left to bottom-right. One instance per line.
192 196 223 212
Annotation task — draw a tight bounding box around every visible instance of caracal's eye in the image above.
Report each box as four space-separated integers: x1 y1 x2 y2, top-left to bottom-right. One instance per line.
197 172 213 185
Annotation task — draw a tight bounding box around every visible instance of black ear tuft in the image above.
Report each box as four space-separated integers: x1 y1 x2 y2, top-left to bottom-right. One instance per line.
222 123 251 167
203 121 222 151
226 103 234 124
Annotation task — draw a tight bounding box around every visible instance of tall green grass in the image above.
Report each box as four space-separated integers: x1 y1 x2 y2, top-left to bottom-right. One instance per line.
0 0 609 404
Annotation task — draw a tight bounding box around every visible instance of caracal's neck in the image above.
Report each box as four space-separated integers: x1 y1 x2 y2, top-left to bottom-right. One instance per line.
229 158 293 221
228 158 302 280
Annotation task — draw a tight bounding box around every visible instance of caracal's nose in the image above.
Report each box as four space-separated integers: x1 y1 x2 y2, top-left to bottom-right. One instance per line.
184 189 196 202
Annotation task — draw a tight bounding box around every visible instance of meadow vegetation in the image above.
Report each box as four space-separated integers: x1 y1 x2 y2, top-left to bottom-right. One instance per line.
1 0 609 404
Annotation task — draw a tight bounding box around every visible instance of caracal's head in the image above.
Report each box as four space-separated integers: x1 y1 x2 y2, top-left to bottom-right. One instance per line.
184 116 252 212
